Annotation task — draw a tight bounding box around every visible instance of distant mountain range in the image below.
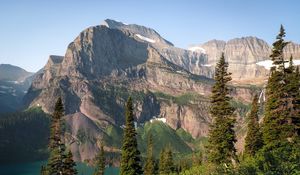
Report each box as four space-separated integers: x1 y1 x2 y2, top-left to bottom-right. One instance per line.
1 19 300 162
0 64 33 113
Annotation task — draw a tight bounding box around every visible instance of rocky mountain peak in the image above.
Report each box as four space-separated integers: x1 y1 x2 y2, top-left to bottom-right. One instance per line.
100 19 173 46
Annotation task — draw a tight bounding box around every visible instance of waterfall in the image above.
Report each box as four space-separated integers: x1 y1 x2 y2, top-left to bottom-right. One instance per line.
258 89 265 103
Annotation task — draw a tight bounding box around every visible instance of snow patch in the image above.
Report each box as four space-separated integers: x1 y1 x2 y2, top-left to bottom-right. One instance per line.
256 59 300 70
150 117 167 123
256 60 274 70
135 34 156 43
188 46 206 54
202 64 212 67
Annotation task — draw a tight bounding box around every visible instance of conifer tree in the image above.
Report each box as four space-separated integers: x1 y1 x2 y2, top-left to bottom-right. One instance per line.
244 94 263 156
262 25 297 148
143 134 156 175
158 148 166 175
164 148 175 174
258 25 300 174
63 150 78 175
158 147 174 175
94 144 105 175
47 97 67 175
120 97 142 175
207 53 236 165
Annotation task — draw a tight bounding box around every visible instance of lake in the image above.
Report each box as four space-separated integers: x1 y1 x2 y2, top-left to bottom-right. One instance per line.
0 161 119 175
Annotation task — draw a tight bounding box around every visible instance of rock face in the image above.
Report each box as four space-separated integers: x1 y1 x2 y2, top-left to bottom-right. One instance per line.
25 19 299 161
190 37 300 84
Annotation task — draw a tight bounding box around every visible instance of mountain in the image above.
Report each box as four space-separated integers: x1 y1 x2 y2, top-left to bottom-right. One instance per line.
0 64 33 113
189 37 300 84
22 19 258 162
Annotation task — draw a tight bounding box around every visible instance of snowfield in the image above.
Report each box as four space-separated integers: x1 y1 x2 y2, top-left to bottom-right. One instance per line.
135 34 156 43
256 59 300 70
188 46 206 54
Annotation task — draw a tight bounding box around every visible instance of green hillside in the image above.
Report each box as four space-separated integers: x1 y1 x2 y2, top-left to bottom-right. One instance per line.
137 121 193 158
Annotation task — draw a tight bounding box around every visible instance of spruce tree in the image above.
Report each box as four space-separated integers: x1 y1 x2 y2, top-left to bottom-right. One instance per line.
207 53 236 166
47 97 67 175
244 94 263 156
158 147 174 175
262 25 296 148
120 97 142 175
258 25 300 174
143 134 155 175
158 148 166 175
94 144 105 175
164 148 175 174
63 150 78 175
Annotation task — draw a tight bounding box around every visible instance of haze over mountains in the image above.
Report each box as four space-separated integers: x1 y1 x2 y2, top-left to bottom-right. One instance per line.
1 19 300 162
0 64 33 113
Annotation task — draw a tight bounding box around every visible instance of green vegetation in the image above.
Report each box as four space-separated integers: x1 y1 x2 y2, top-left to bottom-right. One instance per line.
120 97 143 175
159 147 175 175
104 125 123 147
176 128 194 143
180 25 300 175
230 99 251 118
94 144 105 175
153 91 207 105
244 94 263 156
137 121 192 157
64 151 78 175
207 53 237 167
46 97 77 175
0 108 50 163
143 134 156 175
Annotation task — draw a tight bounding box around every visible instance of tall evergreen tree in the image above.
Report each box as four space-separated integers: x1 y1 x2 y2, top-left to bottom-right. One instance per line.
47 97 67 175
120 97 142 175
143 134 156 175
158 147 174 175
262 25 295 148
207 53 237 166
258 25 300 175
94 144 105 175
244 94 263 156
63 150 78 175
164 148 175 174
158 148 166 175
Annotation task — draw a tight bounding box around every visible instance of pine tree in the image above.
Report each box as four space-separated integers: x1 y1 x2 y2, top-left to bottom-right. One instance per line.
164 148 175 174
63 150 78 175
158 147 174 175
158 148 166 175
262 25 297 148
143 134 155 175
94 144 105 175
244 94 263 156
47 97 67 175
120 97 143 175
207 53 237 166
284 56 300 140
258 25 300 175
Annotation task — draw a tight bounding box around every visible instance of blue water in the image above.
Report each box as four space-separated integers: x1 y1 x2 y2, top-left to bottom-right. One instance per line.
0 161 119 175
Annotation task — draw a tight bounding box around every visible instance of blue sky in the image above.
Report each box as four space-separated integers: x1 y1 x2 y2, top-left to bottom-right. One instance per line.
0 0 299 72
